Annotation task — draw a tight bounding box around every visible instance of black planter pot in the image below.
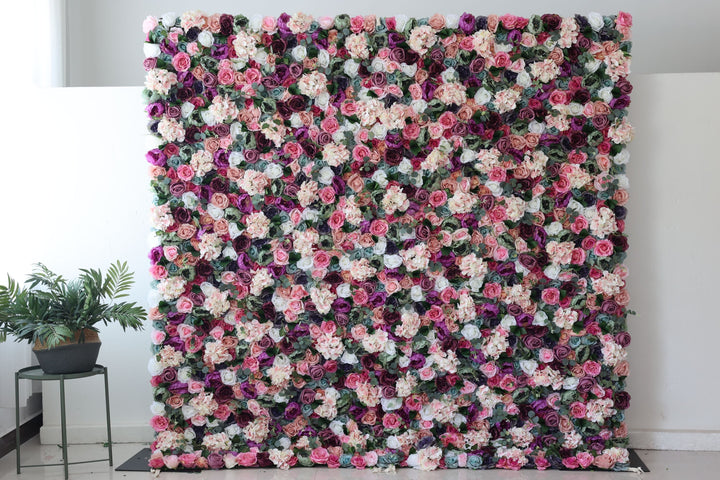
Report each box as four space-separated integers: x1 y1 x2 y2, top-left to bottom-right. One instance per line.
34 341 101 374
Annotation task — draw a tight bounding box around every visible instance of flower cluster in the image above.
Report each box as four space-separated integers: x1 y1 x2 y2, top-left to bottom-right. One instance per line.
144 11 633 471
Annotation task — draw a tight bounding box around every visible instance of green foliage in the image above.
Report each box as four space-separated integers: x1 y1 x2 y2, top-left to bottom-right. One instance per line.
0 261 146 348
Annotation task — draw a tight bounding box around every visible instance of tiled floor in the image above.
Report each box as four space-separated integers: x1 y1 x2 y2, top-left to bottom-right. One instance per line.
1 437 719 479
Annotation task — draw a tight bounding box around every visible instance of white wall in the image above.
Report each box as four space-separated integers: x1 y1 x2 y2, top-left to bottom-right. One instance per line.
1 74 719 450
625 73 720 450
0 87 155 444
64 0 720 87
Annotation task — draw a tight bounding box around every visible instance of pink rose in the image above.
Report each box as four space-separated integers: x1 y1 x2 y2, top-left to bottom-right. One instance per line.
261 16 277 32
318 16 335 30
150 415 169 432
562 457 579 469
321 116 340 134
151 330 166 345
426 305 444 322
439 287 457 304
616 11 633 27
493 51 511 68
534 456 551 470
313 250 331 269
149 453 165 469
428 190 447 207
352 144 370 161
594 239 614 257
369 219 389 236
593 454 615 469
143 16 159 34
176 296 194 313
149 265 167 280
172 52 191 72
548 89 568 105
214 404 231 421
176 164 195 181
570 248 586 265
310 447 330 464
318 187 336 204
581 236 597 250
328 210 345 230
217 68 235 85
568 149 587 164
284 142 303 159
179 453 197 468
438 111 457 129
382 413 401 429
489 167 507 182
483 283 502 298
541 288 560 305
583 360 602 376
577 452 594 468
350 16 365 33
273 249 290 265
493 246 509 261
569 401 587 419
236 451 257 467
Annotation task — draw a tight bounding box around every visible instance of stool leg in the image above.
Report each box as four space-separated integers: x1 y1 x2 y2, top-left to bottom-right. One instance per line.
103 367 113 466
15 371 21 474
60 377 68 480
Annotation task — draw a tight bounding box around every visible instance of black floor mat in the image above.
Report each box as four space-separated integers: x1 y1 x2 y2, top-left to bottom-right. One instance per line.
115 447 649 472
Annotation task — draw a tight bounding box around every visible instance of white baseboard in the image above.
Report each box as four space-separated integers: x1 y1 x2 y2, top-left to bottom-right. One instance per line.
630 430 720 451
40 423 154 444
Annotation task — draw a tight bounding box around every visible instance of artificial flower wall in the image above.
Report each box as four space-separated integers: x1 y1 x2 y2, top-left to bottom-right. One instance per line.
144 11 633 471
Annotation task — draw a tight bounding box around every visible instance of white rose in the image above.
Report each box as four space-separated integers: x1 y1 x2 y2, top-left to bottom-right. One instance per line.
340 351 358 364
381 397 403 411
182 191 198 208
290 113 303 128
200 109 218 126
336 283 352 298
329 420 345 436
526 197 541 213
546 221 563 235
148 357 163 375
435 276 449 291
278 437 292 449
318 166 334 185
585 59 601 74
567 102 583 116
384 254 403 269
303 208 319 222
373 238 387 255
225 424 242 438
515 261 530 276
461 324 481 340
528 120 545 134
181 404 196 419
269 328 283 342
249 14 263 32
317 49 330 68
315 92 330 109
222 246 237 260
297 256 314 271
452 413 467 427
485 181 503 196
281 221 294 235
398 355 410 368
177 367 191 382
533 310 548 326
147 290 161 308
395 14 409 32
372 169 388 187
143 43 161 58
411 99 428 113
339 255 351 270
474 88 492 105
161 12 177 28
198 31 214 48
613 149 630 165
344 60 360 77
150 401 166 415
207 204 224 220
181 102 195 118
616 174 630 189
371 57 385 72
460 149 476 164
228 222 242 239
441 67 457 83
264 163 283 179
468 276 484 292
516 70 532 88
410 285 424 301
400 62 418 77
292 45 307 62
598 86 613 103
445 14 460 29
398 158 413 174
253 49 268 65
220 369 237 385
230 122 244 138
544 264 561 280
563 377 580 390
371 123 387 139
500 314 517 329
387 435 402 449
183 427 196 441
588 12 605 31
520 360 538 375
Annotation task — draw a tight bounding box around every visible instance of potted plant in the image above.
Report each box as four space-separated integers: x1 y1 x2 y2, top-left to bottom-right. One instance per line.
0 261 146 374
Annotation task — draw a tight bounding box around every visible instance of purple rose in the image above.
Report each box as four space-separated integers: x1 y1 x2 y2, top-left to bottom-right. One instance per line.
284 402 301 420
207 453 224 469
615 331 631 347
308 364 325 381
459 13 477 34
300 388 316 404
146 148 166 166
614 391 631 409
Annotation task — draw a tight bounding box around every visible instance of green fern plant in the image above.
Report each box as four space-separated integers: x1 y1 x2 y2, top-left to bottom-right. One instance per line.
0 261 146 348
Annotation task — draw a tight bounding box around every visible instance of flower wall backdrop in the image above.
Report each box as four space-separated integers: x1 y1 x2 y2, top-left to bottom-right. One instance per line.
144 11 633 471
